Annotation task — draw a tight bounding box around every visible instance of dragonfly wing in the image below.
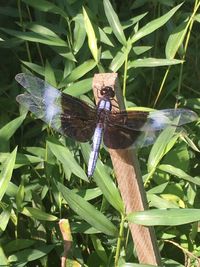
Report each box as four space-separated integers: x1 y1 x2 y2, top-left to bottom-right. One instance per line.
108 109 198 131
16 73 96 142
104 108 197 149
103 124 160 149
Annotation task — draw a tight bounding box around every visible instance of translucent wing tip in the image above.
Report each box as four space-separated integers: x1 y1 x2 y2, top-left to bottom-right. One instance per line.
189 110 198 122
15 73 26 85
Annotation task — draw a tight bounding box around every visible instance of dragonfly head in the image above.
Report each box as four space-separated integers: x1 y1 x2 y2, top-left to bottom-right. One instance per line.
100 86 115 99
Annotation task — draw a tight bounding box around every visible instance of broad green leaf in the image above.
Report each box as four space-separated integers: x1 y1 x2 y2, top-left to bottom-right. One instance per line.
8 244 55 263
21 61 44 76
47 140 88 182
195 14 200 23
131 3 183 43
165 20 188 59
147 194 179 209
91 235 108 263
0 115 26 142
45 60 57 87
109 42 131 71
22 207 57 221
63 78 92 96
122 13 148 30
98 27 114 46
4 239 36 254
109 51 127 72
83 7 98 62
147 127 178 172
158 164 200 186
132 45 152 55
74 187 102 201
57 183 118 236
2 28 67 47
128 58 183 68
52 46 76 61
0 153 43 169
127 208 200 226
73 14 86 53
0 246 8 266
59 59 97 86
0 147 17 201
25 23 61 38
0 205 12 231
103 0 126 45
80 143 124 213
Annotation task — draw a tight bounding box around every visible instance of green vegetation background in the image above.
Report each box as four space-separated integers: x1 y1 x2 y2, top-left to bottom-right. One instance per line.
0 0 200 266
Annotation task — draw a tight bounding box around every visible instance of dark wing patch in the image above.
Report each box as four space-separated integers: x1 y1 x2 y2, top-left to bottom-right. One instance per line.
60 93 96 142
16 73 97 142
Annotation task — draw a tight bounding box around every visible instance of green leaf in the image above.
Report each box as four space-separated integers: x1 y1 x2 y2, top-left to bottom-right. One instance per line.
0 147 17 201
165 20 188 59
21 61 44 76
109 51 127 72
63 78 92 96
73 14 86 53
147 127 178 172
57 183 118 236
0 115 26 142
91 235 108 263
22 0 68 20
127 208 200 226
21 207 57 221
59 59 97 86
103 0 126 45
4 239 36 254
2 28 67 47
83 7 98 62
0 246 8 266
128 58 183 68
147 194 179 209
0 205 12 231
131 3 183 43
47 140 88 182
158 164 200 186
44 60 57 87
8 244 55 263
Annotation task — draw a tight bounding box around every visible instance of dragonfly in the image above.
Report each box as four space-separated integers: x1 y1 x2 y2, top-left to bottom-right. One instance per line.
15 73 198 177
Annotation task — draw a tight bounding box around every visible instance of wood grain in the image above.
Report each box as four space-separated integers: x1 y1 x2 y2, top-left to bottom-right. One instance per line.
92 73 162 265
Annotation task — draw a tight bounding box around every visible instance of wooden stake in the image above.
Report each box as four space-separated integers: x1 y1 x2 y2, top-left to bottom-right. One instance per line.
92 73 162 266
